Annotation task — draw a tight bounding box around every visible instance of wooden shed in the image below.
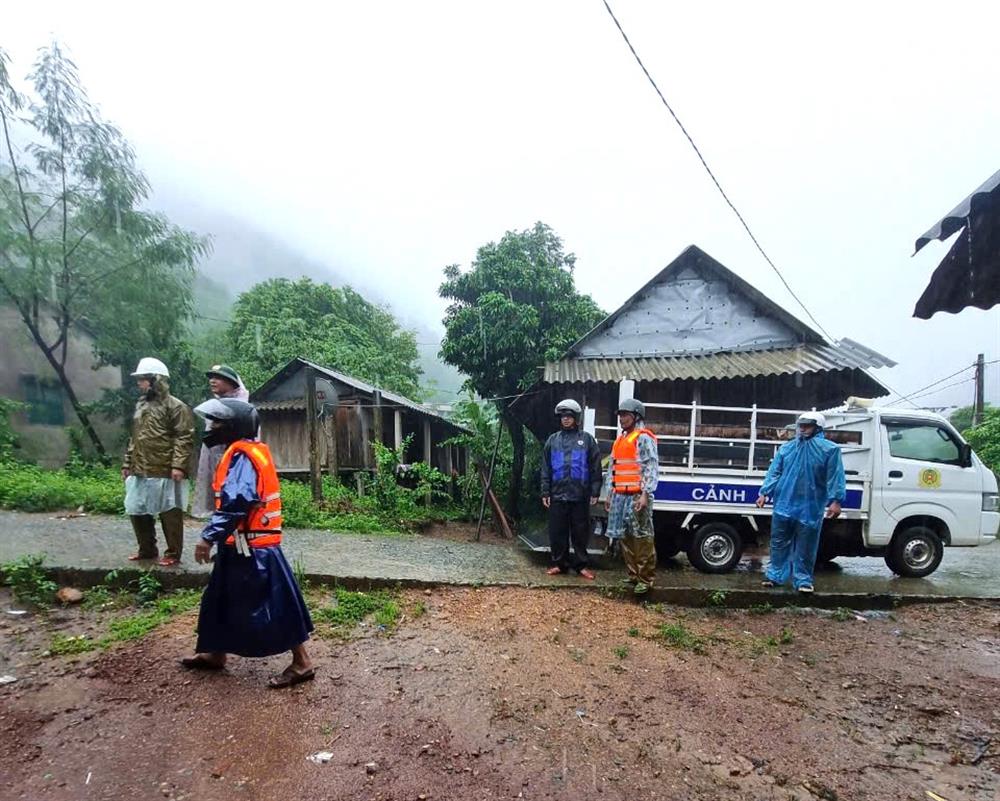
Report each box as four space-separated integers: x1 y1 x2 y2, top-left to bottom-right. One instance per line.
250 358 469 478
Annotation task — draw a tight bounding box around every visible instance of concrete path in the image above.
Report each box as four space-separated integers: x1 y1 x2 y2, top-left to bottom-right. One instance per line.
1 511 998 607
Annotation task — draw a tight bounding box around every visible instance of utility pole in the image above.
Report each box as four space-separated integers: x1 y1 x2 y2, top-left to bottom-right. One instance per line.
973 353 985 427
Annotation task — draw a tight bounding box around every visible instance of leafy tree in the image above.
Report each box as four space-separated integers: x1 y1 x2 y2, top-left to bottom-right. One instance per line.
963 407 1000 474
439 222 604 519
226 277 422 397
950 404 994 433
0 44 206 458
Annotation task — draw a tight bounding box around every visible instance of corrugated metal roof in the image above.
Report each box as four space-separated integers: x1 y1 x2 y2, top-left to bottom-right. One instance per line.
251 358 468 432
543 339 895 384
254 399 305 411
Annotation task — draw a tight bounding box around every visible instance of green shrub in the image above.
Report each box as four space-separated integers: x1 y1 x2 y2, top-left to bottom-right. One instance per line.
1 553 57 606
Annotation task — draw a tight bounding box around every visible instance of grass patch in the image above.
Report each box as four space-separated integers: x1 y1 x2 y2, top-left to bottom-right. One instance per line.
748 602 775 616
313 587 401 635
45 589 201 658
626 626 640 638
48 633 97 656
613 644 630 660
831 607 854 622
656 621 708 654
105 591 201 642
707 589 728 608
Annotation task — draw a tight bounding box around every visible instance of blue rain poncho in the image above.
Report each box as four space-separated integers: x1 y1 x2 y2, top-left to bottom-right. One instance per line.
759 432 846 528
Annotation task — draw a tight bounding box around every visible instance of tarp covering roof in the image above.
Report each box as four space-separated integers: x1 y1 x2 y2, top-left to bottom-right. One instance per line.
914 169 1000 253
913 169 1000 319
543 339 895 384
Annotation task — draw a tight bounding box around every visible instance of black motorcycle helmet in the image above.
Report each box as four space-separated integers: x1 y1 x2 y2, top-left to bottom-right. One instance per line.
194 398 260 447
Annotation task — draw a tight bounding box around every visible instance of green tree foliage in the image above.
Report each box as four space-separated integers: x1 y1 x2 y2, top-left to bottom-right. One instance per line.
439 222 604 518
0 44 207 457
963 407 1000 474
950 404 994 433
226 277 422 396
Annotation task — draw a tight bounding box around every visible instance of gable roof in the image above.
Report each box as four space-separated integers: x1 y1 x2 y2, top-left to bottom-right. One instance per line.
565 244 823 360
250 357 468 433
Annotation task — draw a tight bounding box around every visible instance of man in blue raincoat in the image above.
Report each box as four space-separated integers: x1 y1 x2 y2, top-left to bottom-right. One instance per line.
756 412 846 594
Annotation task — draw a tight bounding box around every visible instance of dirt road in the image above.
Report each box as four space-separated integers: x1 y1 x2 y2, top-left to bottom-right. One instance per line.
2 587 999 800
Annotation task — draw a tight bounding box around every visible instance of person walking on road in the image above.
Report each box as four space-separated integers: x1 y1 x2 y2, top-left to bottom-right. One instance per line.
605 399 659 595
756 411 846 594
182 399 315 688
191 364 249 518
541 399 603 580
122 358 195 567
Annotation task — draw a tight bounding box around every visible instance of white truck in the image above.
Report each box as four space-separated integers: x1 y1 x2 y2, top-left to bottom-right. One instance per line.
523 400 999 577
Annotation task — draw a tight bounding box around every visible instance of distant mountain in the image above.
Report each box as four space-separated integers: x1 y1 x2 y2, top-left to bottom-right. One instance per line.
155 194 465 402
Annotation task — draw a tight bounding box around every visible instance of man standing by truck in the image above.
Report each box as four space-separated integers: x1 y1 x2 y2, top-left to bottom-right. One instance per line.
756 411 846 593
605 398 659 595
541 399 603 579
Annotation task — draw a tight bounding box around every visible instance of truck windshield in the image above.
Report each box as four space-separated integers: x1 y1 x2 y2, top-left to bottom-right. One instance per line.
884 422 962 465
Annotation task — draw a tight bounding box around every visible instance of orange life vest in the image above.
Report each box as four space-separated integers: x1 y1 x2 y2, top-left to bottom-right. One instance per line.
610 428 657 494
213 440 282 548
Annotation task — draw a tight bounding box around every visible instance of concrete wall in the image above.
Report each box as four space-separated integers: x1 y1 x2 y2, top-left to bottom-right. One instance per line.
0 305 122 467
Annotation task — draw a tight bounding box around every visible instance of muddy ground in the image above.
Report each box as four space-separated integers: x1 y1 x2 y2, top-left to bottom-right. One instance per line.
2 586 999 801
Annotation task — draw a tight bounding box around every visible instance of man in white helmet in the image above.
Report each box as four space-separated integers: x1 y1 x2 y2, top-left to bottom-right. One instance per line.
122 358 195 566
755 411 846 593
540 399 602 579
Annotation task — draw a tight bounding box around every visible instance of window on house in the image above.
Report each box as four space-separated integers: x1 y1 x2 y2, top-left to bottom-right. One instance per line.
20 376 65 425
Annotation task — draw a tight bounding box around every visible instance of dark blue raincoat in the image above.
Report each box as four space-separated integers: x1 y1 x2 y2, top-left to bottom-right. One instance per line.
195 452 313 657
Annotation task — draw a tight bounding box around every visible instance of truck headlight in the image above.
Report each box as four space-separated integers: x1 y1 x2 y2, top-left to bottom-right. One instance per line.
983 494 999 512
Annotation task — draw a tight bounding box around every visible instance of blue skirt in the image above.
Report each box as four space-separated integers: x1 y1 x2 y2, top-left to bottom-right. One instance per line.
196 544 313 657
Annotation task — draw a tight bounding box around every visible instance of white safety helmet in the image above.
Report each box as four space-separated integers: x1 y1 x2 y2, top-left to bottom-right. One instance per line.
131 357 170 378
797 411 826 429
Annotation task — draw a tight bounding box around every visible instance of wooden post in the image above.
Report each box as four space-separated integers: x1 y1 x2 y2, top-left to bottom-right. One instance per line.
372 389 384 450
361 403 371 471
305 367 322 501
394 409 403 450
324 414 339 482
423 418 432 507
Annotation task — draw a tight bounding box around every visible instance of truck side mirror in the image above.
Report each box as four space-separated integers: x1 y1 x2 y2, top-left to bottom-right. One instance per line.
960 443 973 468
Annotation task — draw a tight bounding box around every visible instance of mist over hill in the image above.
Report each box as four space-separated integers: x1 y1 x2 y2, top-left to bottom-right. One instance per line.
154 193 465 401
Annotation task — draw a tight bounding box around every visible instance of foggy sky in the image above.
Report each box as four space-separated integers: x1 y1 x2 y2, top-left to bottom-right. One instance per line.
6 0 1000 409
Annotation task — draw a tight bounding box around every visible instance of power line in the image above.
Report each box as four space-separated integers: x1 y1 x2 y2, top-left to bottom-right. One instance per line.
905 377 976 406
886 362 977 407
600 0 833 342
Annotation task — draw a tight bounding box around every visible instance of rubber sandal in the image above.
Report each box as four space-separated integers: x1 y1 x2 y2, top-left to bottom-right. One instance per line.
633 582 650 595
760 579 777 588
268 667 316 689
797 585 814 594
578 569 596 580
156 557 180 567
180 655 225 671
128 553 157 561
545 566 564 576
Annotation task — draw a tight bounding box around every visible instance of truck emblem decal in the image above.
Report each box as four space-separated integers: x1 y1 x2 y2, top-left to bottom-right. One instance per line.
918 468 942 489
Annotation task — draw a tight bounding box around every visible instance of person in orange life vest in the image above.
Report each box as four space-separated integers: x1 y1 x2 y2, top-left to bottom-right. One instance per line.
541 399 603 579
604 398 659 595
181 399 315 688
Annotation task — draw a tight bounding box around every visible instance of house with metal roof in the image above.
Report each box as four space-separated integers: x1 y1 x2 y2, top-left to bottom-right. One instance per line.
250 357 469 477
515 245 895 441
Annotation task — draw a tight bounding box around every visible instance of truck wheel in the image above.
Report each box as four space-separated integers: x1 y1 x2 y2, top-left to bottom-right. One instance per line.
687 522 743 573
884 526 943 578
654 529 681 561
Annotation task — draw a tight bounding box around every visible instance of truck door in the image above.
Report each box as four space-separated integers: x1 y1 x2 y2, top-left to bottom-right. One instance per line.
877 417 982 543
